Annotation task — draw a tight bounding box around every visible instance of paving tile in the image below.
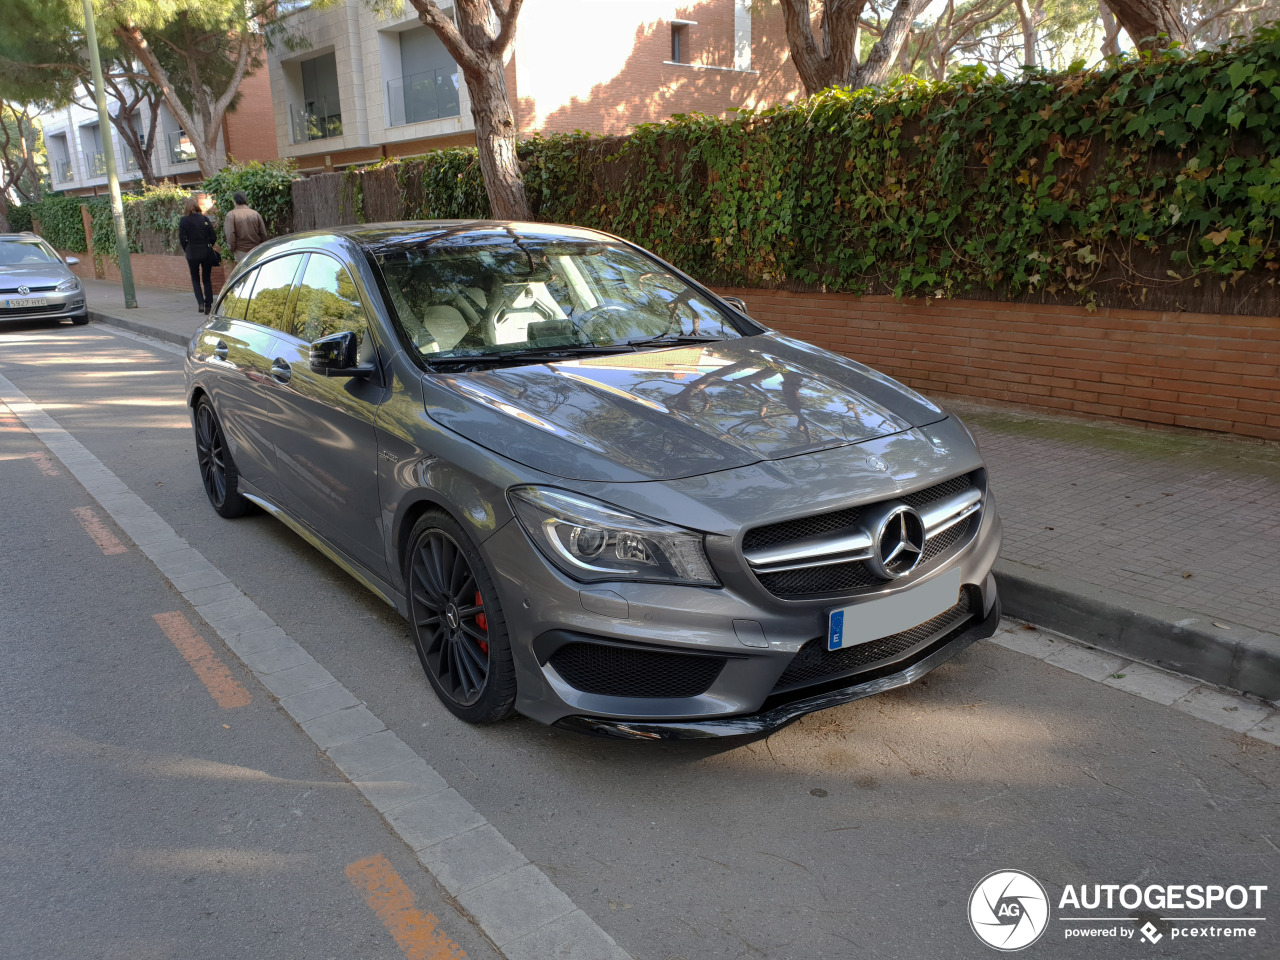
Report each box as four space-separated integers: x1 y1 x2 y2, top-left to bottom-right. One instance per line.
414 823 529 896
301 705 384 748
1042 644 1130 683
325 729 419 780
256 660 338 699
457 864 577 946
279 682 358 723
384 788 486 851
1172 688 1273 733
355 757 450 813
1102 663 1200 706
501 909 629 960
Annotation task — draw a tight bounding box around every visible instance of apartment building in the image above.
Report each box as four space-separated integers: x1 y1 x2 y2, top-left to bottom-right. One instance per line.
41 67 277 196
269 0 804 172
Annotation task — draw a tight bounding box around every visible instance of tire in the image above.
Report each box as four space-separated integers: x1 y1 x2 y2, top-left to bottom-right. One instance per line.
193 398 251 519
70 312 89 326
405 510 517 724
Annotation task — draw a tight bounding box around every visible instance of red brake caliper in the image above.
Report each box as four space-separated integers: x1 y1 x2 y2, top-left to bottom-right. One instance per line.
474 591 489 653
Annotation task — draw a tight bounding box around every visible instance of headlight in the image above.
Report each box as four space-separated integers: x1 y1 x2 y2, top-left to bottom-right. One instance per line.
56 277 80 292
508 486 718 585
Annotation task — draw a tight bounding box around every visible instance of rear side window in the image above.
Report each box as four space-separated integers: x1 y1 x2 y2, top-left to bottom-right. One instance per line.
291 254 370 345
245 254 305 332
216 269 256 321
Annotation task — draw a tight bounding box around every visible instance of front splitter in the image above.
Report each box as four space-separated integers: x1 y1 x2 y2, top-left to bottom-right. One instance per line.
554 596 1002 740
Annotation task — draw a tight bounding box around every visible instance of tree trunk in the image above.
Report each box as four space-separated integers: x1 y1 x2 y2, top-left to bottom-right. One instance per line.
1103 0 1190 50
466 59 529 220
1014 0 1037 67
849 0 923 88
1098 3 1124 56
779 0 864 95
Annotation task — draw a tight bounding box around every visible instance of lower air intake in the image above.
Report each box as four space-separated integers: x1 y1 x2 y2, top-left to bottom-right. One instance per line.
549 642 727 699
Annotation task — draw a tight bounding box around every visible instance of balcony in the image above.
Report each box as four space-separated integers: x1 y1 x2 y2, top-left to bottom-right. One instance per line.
289 100 343 143
168 130 197 165
52 157 74 184
387 69 460 127
83 151 106 178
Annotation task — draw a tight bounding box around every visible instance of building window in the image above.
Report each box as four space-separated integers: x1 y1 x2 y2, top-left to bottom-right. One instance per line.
290 52 343 143
387 25 461 127
670 20 696 64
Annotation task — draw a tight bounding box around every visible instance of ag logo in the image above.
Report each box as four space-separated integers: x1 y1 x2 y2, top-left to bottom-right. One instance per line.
969 869 1050 951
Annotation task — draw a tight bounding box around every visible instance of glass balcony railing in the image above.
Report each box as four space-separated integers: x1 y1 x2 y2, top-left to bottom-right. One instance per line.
53 157 74 183
84 151 107 177
387 69 460 127
168 129 197 165
290 99 343 143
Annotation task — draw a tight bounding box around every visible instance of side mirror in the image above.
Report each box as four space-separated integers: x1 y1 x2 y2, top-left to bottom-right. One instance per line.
722 295 749 316
65 256 80 265
310 330 376 379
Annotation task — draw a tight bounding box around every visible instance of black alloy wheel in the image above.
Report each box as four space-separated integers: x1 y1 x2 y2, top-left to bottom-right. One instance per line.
406 511 516 723
194 398 250 518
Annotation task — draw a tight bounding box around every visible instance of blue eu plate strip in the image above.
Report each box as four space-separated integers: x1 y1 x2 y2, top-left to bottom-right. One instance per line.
828 610 845 651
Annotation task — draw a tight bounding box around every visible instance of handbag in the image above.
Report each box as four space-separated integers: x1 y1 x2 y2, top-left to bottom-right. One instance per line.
201 215 222 266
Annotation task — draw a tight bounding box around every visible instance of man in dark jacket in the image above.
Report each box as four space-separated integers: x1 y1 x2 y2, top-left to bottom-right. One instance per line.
224 191 269 259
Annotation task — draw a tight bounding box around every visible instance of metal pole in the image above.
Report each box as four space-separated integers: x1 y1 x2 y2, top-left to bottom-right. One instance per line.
81 0 136 309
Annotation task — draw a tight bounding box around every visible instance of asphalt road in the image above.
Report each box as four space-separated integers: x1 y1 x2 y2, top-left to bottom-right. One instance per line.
1 319 1276 960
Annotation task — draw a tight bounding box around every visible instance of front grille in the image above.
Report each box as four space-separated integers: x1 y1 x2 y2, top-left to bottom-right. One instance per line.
549 642 727 699
0 301 63 314
746 472 982 600
0 284 57 294
771 590 972 694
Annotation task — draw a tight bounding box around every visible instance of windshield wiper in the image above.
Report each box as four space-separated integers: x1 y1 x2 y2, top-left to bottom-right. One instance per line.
625 333 727 348
426 342 634 369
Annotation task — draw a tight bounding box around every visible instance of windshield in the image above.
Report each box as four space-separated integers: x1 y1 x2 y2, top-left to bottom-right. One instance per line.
375 235 747 362
0 239 60 266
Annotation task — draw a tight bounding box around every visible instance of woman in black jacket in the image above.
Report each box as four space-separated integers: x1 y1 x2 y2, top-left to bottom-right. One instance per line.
178 196 218 313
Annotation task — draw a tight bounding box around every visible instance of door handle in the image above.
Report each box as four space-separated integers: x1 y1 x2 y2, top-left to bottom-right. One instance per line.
270 358 292 383
213 340 228 360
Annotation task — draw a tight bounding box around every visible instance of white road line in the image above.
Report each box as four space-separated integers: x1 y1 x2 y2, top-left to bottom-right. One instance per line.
986 622 1279 746
0 372 632 960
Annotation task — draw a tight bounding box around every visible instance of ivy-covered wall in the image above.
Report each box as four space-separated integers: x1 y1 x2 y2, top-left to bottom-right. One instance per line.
297 29 1280 316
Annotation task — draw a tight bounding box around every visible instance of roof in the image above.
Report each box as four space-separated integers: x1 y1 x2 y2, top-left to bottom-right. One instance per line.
305 220 619 255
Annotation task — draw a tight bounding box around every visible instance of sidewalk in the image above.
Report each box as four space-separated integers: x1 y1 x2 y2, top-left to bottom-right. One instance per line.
83 280 1280 702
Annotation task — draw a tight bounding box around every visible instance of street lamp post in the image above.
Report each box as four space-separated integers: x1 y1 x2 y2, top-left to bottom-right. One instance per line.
81 0 136 309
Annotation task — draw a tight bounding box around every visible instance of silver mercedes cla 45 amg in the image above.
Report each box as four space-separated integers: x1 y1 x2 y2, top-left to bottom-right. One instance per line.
185 222 1002 738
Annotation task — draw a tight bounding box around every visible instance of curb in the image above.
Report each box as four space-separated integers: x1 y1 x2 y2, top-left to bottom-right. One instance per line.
89 311 192 348
996 558 1280 702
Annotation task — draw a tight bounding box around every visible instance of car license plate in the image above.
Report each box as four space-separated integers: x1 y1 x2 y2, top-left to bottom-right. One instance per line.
6 297 47 308
827 568 962 651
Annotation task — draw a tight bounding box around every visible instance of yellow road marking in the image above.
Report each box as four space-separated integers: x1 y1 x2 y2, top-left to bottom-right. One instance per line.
71 505 127 555
29 451 61 476
153 611 252 709
346 854 467 960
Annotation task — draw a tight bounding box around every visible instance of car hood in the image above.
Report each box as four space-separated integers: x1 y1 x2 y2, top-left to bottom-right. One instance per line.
423 333 947 482
0 263 73 289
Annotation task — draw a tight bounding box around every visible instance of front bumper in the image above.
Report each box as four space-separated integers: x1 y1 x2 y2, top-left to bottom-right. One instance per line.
554 589 1001 739
0 289 86 323
484 487 1003 730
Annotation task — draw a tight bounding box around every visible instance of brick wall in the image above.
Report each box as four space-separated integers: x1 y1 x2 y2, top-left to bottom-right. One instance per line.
719 288 1280 442
62 250 226 295
223 60 279 163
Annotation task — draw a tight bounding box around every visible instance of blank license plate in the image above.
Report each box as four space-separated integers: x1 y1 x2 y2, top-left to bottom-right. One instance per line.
827 569 962 651
6 297 47 308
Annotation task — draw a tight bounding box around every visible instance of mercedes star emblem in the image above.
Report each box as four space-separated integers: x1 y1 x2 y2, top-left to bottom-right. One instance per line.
868 504 926 579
